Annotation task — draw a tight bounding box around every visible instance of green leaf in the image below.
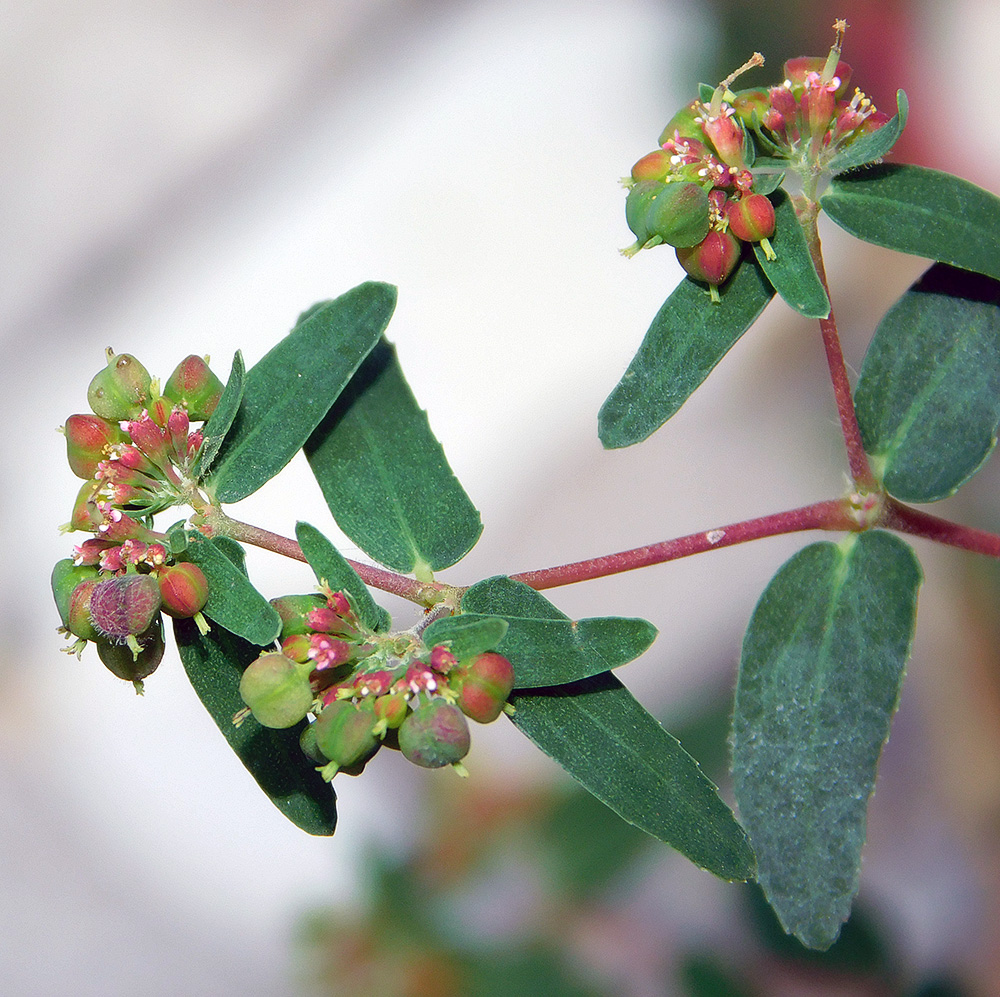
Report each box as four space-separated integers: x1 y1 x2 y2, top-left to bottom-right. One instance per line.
510 672 756 881
732 531 921 949
752 189 830 318
206 282 397 503
854 264 1000 502
305 338 482 573
174 616 337 835
751 171 785 196
181 533 282 645
828 89 908 175
599 257 775 448
194 350 244 477
821 164 1000 282
293 521 390 632
421 614 509 660
462 576 657 688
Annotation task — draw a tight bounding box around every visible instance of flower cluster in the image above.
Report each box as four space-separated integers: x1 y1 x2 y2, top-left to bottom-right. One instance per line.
238 588 516 780
623 23 887 300
52 350 223 690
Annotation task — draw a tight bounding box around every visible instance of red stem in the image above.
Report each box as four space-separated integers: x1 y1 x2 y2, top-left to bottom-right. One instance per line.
509 499 855 590
802 203 878 490
881 498 1000 558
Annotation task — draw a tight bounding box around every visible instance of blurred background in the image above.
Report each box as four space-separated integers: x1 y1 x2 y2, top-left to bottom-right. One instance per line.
3 0 999 993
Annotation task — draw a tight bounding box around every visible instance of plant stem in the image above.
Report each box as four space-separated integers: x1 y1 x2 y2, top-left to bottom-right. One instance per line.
881 499 1000 558
509 498 855 591
204 511 444 605
799 195 878 490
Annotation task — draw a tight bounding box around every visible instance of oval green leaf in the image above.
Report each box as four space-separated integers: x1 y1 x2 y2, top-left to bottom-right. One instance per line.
854 263 1000 502
422 614 509 661
173 616 337 835
599 257 775 448
206 282 397 504
294 521 390 632
462 576 657 688
828 89 908 175
305 338 483 573
732 531 922 949
181 532 282 645
510 672 756 881
752 189 829 318
194 350 244 477
821 164 1000 282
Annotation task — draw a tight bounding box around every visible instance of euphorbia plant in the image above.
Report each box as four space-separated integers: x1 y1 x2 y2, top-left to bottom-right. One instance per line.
51 20 1000 951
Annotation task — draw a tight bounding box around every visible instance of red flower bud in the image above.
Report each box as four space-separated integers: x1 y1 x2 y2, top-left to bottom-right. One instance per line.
676 230 742 288
157 562 208 618
88 573 162 638
455 652 515 724
726 193 776 243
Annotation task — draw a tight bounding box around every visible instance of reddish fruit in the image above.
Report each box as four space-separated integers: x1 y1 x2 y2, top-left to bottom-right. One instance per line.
64 414 128 479
726 194 776 243
630 149 673 183
89 574 162 638
239 652 313 729
162 356 224 421
456 652 515 724
374 692 409 729
51 559 98 627
398 700 470 769
157 562 209 618
675 230 742 287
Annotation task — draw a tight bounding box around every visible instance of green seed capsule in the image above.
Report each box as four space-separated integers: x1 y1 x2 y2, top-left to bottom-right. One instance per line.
96 615 164 693
87 352 152 421
238 652 313 729
398 700 470 769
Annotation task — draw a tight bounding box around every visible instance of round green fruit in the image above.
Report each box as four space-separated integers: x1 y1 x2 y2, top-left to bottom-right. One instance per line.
238 652 313 729
398 700 470 769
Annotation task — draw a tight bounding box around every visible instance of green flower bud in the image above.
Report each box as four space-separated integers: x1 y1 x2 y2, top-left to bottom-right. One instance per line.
398 700 470 769
238 652 313 728
89 573 162 638
96 615 164 693
162 355 225 421
157 562 209 618
87 351 152 421
63 414 128 479
313 699 379 772
456 652 515 724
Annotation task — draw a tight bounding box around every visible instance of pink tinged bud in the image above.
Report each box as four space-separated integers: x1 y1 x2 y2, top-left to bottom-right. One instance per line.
676 230 742 288
735 170 754 194
726 194 776 243
87 352 152 421
803 85 836 140
69 481 103 533
354 670 393 697
64 414 128 479
73 538 114 566
769 85 797 119
96 503 155 543
162 355 225 421
238 652 313 728
307 605 345 633
157 562 208 618
630 149 674 182
89 573 162 638
127 415 170 464
398 700 471 769
167 408 191 463
145 544 167 566
327 590 353 618
404 665 438 695
186 430 203 457
430 645 458 674
701 109 746 169
98 545 126 573
761 108 786 135
783 57 852 98
281 634 313 663
857 110 889 137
